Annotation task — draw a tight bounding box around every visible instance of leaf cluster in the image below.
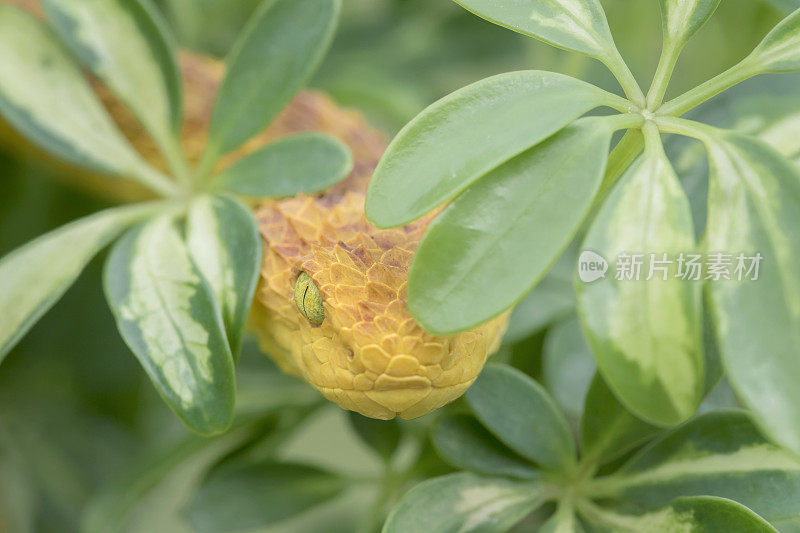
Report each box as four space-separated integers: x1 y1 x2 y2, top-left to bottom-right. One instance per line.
366 0 800 464
0 0 350 434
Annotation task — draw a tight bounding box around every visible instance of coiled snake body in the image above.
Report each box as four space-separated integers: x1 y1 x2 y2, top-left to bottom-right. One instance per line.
2 40 509 419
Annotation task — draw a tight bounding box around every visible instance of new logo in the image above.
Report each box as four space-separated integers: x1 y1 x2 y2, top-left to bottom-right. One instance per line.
578 251 608 283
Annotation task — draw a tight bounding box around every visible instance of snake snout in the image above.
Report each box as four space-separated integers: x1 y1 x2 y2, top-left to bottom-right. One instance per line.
252 192 509 420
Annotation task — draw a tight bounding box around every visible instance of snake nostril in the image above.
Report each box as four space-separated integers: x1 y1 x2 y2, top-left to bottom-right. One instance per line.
346 349 354 360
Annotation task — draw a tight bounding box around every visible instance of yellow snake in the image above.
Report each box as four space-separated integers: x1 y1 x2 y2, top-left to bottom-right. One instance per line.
1 23 509 419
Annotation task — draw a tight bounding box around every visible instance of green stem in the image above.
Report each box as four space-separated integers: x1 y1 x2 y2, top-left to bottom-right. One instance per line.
161 134 192 190
132 162 181 197
603 50 646 109
602 91 639 114
605 113 646 132
658 59 758 117
576 498 636 531
641 121 663 156
646 38 682 110
655 115 717 142
582 474 626 500
597 128 644 198
195 144 220 184
549 498 578 532
355 466 409 533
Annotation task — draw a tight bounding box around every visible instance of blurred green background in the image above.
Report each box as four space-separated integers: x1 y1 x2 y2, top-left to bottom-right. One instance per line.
0 0 794 531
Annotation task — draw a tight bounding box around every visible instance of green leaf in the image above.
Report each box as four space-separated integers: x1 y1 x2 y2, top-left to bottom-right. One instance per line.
0 6 173 195
347 412 402 463
0 432 35 533
590 410 800 521
366 71 624 228
0 204 156 362
216 133 352 197
203 0 340 165
543 315 596 424
503 247 577 343
186 194 261 359
104 215 235 435
383 472 545 533
407 116 618 335
776 517 800 533
580 374 660 466
702 132 800 456
81 426 260 533
431 414 540 479
580 496 777 532
659 0 722 45
235 364 321 418
186 461 346 532
747 8 800 73
465 364 576 471
452 0 617 61
765 0 800 14
576 150 704 427
41 0 183 156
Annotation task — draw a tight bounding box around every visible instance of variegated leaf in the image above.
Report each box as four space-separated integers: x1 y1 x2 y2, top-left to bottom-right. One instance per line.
580 496 777 532
383 473 546 533
0 203 157 362
702 131 800 456
186 194 261 359
366 71 624 228
452 0 617 61
202 0 340 167
746 8 800 73
576 150 704 427
104 215 235 435
659 0 721 44
590 411 800 521
42 0 183 157
0 6 173 195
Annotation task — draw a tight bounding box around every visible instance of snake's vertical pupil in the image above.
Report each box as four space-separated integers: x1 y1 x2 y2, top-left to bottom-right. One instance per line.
294 272 325 325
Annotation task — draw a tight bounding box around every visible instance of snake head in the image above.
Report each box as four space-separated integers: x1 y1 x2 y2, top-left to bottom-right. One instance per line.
250 192 508 420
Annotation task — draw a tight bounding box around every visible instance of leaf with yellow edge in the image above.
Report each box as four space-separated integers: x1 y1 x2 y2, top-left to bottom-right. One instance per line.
104 215 235 435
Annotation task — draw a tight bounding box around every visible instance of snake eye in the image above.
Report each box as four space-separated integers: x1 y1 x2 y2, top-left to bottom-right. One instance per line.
294 272 325 325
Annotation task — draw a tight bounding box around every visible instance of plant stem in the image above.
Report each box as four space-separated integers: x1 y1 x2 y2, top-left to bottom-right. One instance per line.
602 92 639 114
582 473 626 500
641 121 663 156
646 38 682 110
658 59 758 117
597 128 644 198
550 498 578 532
602 113 645 133
195 145 220 184
575 498 637 530
655 115 717 142
604 50 646 109
161 134 193 190
133 163 181 197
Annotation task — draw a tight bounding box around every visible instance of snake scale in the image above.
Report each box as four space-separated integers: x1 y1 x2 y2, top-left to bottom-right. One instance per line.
1 13 509 418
